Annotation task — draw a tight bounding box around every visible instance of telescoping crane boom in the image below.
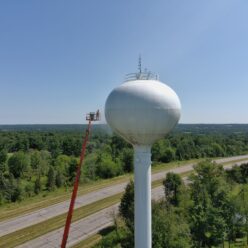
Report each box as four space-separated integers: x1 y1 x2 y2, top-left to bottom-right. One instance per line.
61 110 100 248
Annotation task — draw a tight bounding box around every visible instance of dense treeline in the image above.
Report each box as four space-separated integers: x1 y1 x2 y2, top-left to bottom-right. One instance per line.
0 125 248 205
95 161 248 248
152 132 248 162
1 124 248 134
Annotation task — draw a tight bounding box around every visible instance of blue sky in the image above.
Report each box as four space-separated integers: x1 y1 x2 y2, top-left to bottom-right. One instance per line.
0 0 247 124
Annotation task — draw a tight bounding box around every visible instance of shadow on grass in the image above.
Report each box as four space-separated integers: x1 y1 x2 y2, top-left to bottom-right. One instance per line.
98 226 115 236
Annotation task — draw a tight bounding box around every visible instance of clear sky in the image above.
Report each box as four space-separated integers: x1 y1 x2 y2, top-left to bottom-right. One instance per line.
0 0 247 124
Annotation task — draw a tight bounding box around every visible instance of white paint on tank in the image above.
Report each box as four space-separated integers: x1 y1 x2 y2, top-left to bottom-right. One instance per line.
105 80 181 145
105 78 181 248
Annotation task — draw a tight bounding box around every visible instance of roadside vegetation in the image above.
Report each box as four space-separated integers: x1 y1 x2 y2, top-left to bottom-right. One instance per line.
94 161 248 248
0 159 246 248
0 124 248 206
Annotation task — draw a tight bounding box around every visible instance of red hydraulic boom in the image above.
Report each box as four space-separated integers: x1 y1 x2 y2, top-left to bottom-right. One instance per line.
61 110 100 248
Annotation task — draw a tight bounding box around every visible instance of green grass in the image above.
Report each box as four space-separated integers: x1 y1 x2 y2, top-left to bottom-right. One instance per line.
0 174 131 222
5 154 243 223
0 156 246 222
0 193 123 248
0 170 173 248
0 156 247 248
152 158 201 172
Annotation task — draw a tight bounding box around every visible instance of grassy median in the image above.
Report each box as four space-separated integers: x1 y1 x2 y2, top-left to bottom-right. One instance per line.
0 193 122 248
0 157 247 248
0 159 202 222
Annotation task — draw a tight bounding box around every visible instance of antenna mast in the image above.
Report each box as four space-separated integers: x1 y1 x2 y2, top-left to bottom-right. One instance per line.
138 55 142 75
124 56 158 82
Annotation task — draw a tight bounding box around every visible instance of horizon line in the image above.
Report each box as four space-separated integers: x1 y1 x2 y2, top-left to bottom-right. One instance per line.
0 123 248 126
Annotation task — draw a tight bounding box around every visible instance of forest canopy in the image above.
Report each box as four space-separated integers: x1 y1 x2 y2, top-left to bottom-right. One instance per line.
0 124 248 205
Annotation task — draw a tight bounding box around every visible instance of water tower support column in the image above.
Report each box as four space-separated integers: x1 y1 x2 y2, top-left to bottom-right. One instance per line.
134 145 152 248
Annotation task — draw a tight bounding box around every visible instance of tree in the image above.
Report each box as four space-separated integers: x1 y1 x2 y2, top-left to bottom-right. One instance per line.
30 150 41 171
211 143 225 157
62 137 81 156
11 183 23 202
110 135 130 161
119 180 191 248
163 172 183 207
46 166 55 191
96 155 123 179
235 185 248 245
39 150 51 175
8 151 30 178
83 154 98 180
0 172 10 203
224 197 239 246
152 202 192 248
55 171 64 188
54 154 71 176
0 149 7 173
118 180 135 248
0 173 24 202
240 163 248 183
120 148 133 173
189 161 230 247
47 138 61 158
190 198 228 247
0 149 7 164
119 180 134 231
176 138 197 160
191 160 225 199
160 147 176 163
28 134 44 150
14 136 29 152
34 177 41 194
25 182 34 197
67 157 78 182
151 139 175 162
226 165 243 184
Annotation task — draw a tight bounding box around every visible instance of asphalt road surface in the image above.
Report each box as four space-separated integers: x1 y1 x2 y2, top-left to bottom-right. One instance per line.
14 156 248 248
17 186 165 248
2 154 248 237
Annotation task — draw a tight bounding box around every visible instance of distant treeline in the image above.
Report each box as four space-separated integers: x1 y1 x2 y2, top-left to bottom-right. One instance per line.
0 125 248 205
0 124 111 133
1 123 248 134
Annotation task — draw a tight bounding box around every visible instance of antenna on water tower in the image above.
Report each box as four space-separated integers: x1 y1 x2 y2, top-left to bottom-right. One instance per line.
138 55 142 74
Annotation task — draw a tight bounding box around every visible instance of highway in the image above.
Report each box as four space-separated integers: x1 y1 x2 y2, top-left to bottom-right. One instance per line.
17 187 165 248
10 155 248 248
2 154 248 237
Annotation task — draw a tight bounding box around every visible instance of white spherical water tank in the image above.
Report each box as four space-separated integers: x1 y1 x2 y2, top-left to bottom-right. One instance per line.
105 79 181 145
105 71 181 248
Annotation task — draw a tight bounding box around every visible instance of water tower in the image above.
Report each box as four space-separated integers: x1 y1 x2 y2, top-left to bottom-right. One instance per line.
105 60 181 248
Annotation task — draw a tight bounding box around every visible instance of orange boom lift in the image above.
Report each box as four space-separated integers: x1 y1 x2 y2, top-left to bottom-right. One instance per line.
61 110 100 248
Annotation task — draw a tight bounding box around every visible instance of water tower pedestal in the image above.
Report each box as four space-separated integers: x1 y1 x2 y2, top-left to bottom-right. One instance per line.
134 145 152 248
